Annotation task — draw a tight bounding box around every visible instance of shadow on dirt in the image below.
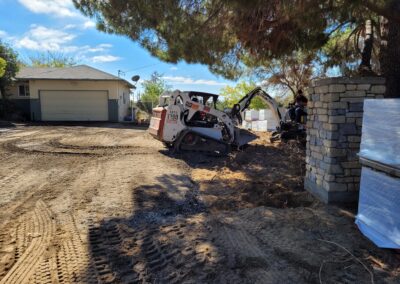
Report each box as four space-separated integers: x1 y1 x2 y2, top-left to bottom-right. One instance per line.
81 154 399 283
81 139 317 283
163 140 314 211
83 173 221 283
0 120 16 128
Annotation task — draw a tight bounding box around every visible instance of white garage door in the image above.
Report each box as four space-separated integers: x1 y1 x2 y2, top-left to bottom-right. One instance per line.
40 90 109 121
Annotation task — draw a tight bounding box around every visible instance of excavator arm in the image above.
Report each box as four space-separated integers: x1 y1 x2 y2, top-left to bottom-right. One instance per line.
233 87 284 124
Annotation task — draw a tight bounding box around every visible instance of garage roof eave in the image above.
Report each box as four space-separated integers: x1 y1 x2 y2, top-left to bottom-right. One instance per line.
15 77 134 88
15 65 135 88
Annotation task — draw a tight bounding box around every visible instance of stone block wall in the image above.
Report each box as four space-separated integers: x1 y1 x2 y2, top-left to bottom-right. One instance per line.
304 77 386 203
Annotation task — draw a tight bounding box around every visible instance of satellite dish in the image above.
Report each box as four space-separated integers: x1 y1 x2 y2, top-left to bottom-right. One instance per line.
131 75 140 82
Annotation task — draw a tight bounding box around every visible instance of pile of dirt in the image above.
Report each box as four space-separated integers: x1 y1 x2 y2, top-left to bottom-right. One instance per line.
192 132 314 211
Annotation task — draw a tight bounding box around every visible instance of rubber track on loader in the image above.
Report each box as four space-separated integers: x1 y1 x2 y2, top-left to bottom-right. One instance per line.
173 130 230 156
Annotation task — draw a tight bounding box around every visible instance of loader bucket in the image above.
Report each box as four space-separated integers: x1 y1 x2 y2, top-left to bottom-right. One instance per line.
235 128 258 147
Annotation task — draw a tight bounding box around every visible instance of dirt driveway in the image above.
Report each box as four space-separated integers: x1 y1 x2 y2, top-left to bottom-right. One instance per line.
0 124 398 283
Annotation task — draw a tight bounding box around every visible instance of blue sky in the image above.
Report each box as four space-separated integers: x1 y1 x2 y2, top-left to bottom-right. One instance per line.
0 0 236 95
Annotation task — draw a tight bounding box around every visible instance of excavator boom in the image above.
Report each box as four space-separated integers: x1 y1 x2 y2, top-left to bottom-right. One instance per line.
236 87 284 124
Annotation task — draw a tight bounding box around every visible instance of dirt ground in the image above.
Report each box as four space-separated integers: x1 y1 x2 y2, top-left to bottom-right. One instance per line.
0 123 398 284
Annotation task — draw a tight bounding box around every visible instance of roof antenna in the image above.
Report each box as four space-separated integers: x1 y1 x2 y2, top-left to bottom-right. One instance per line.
118 70 126 77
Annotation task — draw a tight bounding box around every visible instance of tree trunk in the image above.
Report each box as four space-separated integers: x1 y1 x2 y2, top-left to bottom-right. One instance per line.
380 1 400 98
359 20 374 76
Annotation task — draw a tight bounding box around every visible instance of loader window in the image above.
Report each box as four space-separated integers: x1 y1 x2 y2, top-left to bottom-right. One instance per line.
187 111 217 128
175 95 184 106
191 96 204 105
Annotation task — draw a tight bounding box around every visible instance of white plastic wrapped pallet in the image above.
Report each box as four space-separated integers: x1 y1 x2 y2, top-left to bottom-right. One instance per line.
356 99 400 249
356 167 400 248
257 120 268 132
259 108 287 130
258 109 268 120
359 99 400 169
241 120 252 130
251 120 259 131
244 110 259 121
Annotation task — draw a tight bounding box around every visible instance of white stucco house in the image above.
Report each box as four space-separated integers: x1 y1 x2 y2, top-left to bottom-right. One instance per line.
8 65 133 122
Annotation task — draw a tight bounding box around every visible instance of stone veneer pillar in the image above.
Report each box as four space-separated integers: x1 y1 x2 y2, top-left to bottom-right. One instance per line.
304 77 386 203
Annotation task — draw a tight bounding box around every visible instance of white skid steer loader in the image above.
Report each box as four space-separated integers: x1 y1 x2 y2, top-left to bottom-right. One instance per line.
148 87 303 155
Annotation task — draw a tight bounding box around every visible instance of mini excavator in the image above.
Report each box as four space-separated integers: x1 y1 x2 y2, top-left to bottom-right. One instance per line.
149 87 305 155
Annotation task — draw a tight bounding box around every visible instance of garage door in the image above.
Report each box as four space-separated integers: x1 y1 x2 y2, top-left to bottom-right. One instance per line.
40 90 109 121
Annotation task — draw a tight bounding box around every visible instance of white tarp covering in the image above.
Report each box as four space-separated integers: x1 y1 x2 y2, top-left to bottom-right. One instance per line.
242 120 252 130
250 120 268 132
359 99 400 169
356 167 400 248
243 108 288 131
259 109 279 130
257 120 268 132
244 110 259 121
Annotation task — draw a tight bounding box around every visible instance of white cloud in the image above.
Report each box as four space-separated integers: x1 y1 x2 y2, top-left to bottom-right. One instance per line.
18 0 79 18
170 66 178 71
9 24 118 64
0 30 8 38
163 76 227 86
91 55 121 63
84 43 113 53
15 25 77 52
64 24 77 30
83 20 96 29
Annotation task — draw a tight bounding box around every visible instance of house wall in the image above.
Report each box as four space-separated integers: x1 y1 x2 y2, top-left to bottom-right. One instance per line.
7 84 31 119
117 84 131 121
8 79 131 122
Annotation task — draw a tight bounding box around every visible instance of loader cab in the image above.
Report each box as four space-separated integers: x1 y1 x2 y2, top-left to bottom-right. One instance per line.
158 94 171 107
182 91 220 128
185 91 219 108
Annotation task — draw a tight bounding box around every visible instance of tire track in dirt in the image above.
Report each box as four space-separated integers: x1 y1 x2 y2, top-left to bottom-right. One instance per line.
1 138 157 157
0 200 56 284
85 218 222 283
1 140 100 156
212 221 276 283
29 213 98 284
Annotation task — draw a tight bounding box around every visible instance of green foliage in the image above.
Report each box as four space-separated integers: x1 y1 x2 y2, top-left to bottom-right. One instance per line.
219 81 266 110
28 52 77 67
246 51 318 99
73 1 385 77
0 57 6 78
0 41 19 99
321 22 380 76
137 72 170 113
73 0 400 96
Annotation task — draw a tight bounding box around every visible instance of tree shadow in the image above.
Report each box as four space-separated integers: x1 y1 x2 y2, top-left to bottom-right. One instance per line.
0 120 16 128
160 141 313 211
83 173 224 283
82 139 315 283
82 145 400 283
